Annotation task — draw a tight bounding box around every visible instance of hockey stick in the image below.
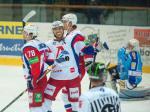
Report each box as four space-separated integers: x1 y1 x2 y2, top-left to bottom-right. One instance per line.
89 37 99 89
0 89 27 112
0 10 37 112
0 68 51 112
22 10 36 28
88 34 110 89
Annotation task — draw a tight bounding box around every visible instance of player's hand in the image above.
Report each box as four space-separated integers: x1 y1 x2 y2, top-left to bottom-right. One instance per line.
94 40 109 52
27 76 34 90
94 39 102 52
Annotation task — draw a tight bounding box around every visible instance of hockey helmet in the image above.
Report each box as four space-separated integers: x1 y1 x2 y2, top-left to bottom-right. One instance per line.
87 62 107 80
62 13 77 25
23 24 38 38
51 21 63 29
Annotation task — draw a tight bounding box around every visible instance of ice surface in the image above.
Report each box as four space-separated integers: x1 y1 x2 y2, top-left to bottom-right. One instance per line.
0 65 150 112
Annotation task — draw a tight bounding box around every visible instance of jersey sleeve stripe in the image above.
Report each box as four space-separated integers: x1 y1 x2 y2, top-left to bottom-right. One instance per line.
71 34 82 74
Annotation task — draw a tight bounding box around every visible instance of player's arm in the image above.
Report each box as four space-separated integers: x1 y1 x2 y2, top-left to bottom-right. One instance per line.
72 34 96 56
22 46 42 90
44 47 54 66
78 95 91 112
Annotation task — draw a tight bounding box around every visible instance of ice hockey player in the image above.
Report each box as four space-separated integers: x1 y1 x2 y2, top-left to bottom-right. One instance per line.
117 38 142 90
44 15 101 111
22 24 54 112
78 62 121 112
60 13 110 112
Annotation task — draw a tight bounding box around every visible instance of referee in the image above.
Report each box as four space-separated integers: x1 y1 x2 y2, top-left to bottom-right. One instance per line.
78 62 121 112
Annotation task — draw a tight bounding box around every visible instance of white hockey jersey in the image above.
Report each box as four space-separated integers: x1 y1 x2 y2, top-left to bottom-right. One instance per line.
78 86 121 112
46 30 87 80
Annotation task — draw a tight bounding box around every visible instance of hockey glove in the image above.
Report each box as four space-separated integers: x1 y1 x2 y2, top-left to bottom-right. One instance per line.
102 42 109 50
27 76 34 90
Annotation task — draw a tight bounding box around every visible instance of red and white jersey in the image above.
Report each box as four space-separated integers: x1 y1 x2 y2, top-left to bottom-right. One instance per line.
22 39 54 85
46 30 88 80
79 86 121 112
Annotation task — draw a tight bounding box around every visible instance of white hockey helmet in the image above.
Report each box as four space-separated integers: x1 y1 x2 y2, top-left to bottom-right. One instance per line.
51 21 63 29
128 38 140 51
23 24 38 38
62 13 77 25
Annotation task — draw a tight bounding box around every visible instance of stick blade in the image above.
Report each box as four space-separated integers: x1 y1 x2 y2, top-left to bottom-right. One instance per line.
23 10 36 22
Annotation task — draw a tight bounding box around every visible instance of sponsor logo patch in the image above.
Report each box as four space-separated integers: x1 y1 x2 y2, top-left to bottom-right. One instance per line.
70 67 75 73
69 87 79 98
29 56 39 64
34 93 42 103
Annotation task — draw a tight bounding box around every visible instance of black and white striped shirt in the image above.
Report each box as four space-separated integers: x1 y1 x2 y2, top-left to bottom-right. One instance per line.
79 87 121 112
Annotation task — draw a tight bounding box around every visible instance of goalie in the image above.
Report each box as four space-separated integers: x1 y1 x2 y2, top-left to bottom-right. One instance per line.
111 38 143 90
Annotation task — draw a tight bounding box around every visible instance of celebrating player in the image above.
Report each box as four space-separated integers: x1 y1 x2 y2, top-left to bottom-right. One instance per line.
61 13 109 112
22 24 54 112
44 13 101 111
61 13 103 112
78 62 121 112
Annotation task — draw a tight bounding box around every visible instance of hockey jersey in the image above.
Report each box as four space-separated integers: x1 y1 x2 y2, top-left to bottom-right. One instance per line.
79 86 121 112
127 51 142 85
46 29 95 80
118 47 142 84
22 39 54 87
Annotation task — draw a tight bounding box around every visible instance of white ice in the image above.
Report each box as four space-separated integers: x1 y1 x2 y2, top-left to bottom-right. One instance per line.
0 65 150 112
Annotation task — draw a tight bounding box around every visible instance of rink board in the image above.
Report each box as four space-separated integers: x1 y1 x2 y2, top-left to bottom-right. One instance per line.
0 56 22 66
0 21 150 72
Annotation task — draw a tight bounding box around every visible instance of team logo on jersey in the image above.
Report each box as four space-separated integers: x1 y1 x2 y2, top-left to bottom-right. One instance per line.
39 43 46 49
56 50 70 63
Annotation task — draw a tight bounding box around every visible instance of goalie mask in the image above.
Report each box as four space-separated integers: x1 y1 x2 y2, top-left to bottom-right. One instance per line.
87 62 107 81
23 24 38 39
127 38 140 52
